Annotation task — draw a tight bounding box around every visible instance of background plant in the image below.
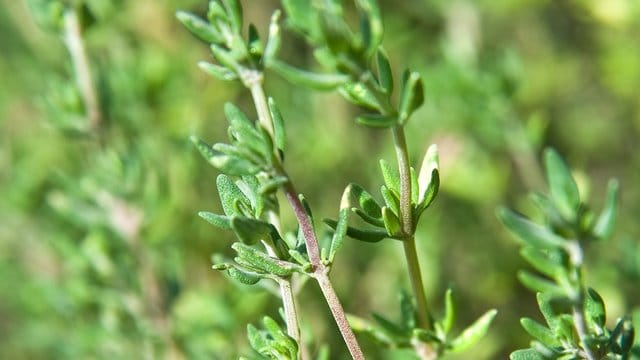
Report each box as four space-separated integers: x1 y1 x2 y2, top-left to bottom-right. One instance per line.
499 148 639 359
1 0 640 359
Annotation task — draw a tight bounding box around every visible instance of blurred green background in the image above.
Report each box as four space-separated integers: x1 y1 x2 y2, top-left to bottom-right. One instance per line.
1 0 639 358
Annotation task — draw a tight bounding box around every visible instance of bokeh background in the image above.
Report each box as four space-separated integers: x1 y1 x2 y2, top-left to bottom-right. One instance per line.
1 0 639 358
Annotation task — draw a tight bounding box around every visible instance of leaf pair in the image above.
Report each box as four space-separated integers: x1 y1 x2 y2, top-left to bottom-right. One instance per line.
325 145 439 243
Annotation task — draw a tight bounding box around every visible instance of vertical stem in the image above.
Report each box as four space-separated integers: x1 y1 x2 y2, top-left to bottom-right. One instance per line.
573 304 597 360
391 126 432 330
403 237 431 330
63 8 102 131
278 278 304 359
392 126 414 236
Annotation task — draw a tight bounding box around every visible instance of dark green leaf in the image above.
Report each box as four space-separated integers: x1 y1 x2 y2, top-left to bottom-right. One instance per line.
281 0 321 41
593 179 619 239
497 208 566 249
372 312 406 338
355 113 397 128
375 48 393 94
382 206 401 237
448 309 497 353
324 219 388 242
520 318 559 346
269 60 349 90
247 24 262 60
198 211 231 230
259 175 289 195
247 323 269 352
230 216 272 245
356 0 383 54
350 183 382 218
212 142 263 168
268 97 286 155
584 288 606 330
176 11 222 43
228 267 262 285
352 208 384 227
398 70 424 124
544 148 580 221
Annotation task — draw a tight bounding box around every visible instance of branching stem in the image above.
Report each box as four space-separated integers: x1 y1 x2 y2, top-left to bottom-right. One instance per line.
246 74 364 359
63 8 102 132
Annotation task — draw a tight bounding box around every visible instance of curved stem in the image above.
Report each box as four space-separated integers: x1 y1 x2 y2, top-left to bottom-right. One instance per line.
63 8 102 132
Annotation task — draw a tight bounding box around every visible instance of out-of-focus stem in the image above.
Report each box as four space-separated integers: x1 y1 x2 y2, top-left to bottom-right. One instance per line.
63 8 102 132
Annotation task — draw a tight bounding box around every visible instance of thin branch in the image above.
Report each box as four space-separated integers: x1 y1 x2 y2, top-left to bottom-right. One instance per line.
403 237 431 330
63 8 102 132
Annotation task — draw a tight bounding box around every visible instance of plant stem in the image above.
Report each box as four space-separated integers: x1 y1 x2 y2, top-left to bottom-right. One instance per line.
245 74 364 359
391 126 414 236
278 277 304 359
281 179 364 359
573 304 596 360
403 236 431 330
63 8 102 132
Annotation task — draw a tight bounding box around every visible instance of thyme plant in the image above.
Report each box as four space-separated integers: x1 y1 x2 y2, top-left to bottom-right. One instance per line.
499 149 640 359
179 0 495 358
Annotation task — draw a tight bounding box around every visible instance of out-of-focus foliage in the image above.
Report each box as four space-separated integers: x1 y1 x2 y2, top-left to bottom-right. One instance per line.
0 0 638 359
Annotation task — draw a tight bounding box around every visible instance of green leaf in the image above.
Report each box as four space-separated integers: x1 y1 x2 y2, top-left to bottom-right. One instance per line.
210 43 241 71
221 0 243 33
593 179 619 239
176 11 222 43
350 183 382 218
536 293 561 331
510 349 546 360
340 82 382 111
217 174 248 216
328 188 351 262
398 70 424 124
267 97 286 155
269 60 349 90
497 208 566 249
263 11 282 66
247 323 269 352
228 267 262 285
281 0 321 41
230 216 272 245
517 271 564 295
324 219 388 242
212 143 263 169
442 288 455 335
356 0 383 54
225 103 263 151
372 312 406 338
544 148 580 221
448 309 497 353
247 24 263 60
318 11 353 55
519 247 564 279
520 318 559 346
198 61 238 81
232 243 296 276
347 314 395 346
584 288 606 330
198 211 231 230
410 167 419 206
417 144 439 203
380 185 400 216
382 206 401 237
262 316 298 358
375 48 393 94
380 159 400 195
355 113 397 128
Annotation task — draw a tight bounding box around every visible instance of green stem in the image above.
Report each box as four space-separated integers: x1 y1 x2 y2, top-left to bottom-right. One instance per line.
63 8 101 132
403 237 431 330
